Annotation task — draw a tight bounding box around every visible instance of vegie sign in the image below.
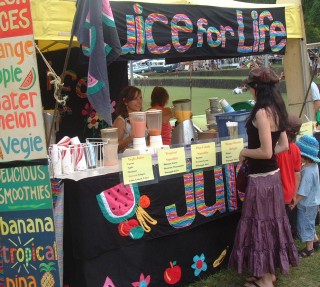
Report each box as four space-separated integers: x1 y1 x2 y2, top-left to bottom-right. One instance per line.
0 0 46 162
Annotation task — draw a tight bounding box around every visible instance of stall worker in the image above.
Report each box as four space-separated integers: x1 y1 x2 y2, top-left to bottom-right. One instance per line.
148 86 174 145
113 86 143 152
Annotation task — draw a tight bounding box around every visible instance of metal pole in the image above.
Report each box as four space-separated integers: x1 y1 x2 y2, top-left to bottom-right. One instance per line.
129 60 134 86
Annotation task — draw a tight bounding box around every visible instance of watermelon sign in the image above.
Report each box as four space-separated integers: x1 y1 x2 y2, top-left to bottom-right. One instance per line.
20 67 36 90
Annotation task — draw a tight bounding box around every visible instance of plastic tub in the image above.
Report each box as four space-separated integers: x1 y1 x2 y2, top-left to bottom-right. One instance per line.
231 101 254 111
215 110 250 138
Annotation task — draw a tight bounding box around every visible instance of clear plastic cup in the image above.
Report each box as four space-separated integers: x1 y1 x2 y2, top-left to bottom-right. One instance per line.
101 128 118 144
226 121 238 138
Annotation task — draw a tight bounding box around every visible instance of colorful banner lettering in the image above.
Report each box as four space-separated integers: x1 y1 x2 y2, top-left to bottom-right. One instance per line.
111 2 287 60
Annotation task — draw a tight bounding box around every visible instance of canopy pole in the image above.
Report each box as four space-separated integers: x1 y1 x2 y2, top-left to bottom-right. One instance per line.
298 55 318 118
46 0 85 149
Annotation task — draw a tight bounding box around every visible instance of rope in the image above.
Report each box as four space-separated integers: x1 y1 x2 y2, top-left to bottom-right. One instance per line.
35 44 68 106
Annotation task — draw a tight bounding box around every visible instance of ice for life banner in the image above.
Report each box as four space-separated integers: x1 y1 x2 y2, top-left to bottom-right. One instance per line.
0 1 61 286
0 0 47 162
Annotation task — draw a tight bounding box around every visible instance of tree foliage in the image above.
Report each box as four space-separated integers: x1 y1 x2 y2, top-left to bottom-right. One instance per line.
239 0 320 43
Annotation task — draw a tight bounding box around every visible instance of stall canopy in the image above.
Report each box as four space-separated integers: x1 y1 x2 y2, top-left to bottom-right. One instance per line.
31 0 303 128
32 0 302 54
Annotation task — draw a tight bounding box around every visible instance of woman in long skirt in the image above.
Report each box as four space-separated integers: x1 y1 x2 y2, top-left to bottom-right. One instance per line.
229 67 299 287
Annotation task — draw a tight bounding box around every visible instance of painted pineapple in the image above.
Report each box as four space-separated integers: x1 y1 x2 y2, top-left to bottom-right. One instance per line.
40 262 56 287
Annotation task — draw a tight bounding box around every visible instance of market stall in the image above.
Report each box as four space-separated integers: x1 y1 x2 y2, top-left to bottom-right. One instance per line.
0 1 311 287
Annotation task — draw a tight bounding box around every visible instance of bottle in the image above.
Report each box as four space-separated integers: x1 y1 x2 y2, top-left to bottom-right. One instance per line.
219 99 235 113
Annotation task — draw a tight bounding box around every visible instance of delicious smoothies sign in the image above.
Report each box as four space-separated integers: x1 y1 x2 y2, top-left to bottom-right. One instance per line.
0 0 61 286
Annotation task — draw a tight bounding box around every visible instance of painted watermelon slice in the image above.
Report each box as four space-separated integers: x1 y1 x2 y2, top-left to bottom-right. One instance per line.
97 183 140 223
20 67 36 90
87 73 105 95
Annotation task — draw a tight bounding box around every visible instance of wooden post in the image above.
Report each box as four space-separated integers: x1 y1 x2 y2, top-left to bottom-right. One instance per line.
277 0 313 120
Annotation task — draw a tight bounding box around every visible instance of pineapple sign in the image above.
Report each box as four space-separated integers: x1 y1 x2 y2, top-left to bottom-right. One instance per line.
0 0 61 286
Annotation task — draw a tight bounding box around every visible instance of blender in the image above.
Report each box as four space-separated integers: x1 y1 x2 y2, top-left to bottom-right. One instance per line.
171 99 196 145
129 112 147 150
146 109 163 147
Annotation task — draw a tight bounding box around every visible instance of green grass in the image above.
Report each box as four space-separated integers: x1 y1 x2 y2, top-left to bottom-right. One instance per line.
138 85 287 116
187 226 320 287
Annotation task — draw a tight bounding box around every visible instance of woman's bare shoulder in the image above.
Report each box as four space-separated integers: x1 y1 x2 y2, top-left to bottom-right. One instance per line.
113 116 125 127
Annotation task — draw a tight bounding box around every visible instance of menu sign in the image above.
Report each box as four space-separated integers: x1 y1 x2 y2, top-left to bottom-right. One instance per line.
297 121 314 139
122 154 154 184
221 138 244 164
191 142 216 169
158 147 187 176
0 0 47 162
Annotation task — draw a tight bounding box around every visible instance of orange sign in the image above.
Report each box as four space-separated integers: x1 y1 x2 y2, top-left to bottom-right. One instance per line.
0 0 33 38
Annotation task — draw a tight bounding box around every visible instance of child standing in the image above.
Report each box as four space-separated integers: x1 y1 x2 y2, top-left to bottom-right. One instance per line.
291 135 320 257
276 115 302 238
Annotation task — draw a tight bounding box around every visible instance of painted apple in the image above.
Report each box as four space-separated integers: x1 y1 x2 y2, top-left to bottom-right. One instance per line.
118 219 139 236
164 261 182 285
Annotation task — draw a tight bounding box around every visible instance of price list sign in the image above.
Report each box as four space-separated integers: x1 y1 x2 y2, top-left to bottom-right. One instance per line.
221 138 244 164
191 142 216 169
122 154 154 184
158 147 187 177
0 0 47 162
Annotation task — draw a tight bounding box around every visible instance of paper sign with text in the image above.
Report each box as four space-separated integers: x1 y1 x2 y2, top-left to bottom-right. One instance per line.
0 165 53 212
191 142 216 169
0 1 47 162
297 121 314 139
158 147 187 177
122 154 154 184
221 138 244 164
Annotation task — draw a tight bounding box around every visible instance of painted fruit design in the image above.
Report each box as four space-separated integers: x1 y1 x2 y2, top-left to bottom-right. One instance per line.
40 262 56 287
164 261 182 285
213 246 229 268
103 276 115 287
97 183 140 223
20 67 36 90
118 219 139 236
87 73 104 95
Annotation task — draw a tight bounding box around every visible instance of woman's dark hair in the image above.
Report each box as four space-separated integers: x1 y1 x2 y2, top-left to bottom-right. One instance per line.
150 86 169 107
245 67 288 131
115 86 142 119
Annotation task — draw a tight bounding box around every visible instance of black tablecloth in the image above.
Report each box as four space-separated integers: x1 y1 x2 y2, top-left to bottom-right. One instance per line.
63 166 242 286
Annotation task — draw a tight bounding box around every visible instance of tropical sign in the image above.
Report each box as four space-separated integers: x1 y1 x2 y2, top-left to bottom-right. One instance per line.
111 2 287 60
0 209 60 287
0 0 47 162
